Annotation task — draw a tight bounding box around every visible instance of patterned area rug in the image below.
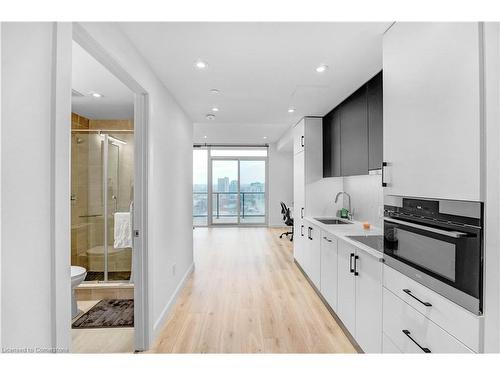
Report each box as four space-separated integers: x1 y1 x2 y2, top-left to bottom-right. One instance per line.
72 299 134 329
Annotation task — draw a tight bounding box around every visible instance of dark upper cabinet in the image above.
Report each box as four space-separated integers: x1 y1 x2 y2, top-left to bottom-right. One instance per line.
367 71 383 170
322 109 342 177
340 86 368 176
322 71 383 178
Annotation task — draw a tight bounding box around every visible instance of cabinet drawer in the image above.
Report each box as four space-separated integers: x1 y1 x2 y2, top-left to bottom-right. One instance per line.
383 333 401 353
383 288 473 353
383 265 480 352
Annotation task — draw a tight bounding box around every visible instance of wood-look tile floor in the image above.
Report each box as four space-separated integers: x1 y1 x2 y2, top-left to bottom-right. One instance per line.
150 227 357 353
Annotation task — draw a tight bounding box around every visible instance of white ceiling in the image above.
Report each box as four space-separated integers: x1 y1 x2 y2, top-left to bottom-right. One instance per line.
72 41 134 120
119 22 391 143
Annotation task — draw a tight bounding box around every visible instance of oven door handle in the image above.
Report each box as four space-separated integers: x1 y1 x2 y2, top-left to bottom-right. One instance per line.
384 217 467 238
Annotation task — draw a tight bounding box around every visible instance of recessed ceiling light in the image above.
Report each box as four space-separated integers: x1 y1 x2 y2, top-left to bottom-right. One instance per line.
263 136 268 139
212 107 219 112
204 135 208 139
90 92 103 98
315 64 329 73
209 88 220 95
206 114 215 120
288 108 295 113
194 60 208 70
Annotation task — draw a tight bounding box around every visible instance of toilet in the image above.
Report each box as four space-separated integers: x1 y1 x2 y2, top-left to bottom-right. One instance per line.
71 266 87 319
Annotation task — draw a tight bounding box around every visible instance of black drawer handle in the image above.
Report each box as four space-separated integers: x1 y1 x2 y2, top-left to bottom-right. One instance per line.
403 289 432 307
354 255 359 276
301 207 304 219
349 253 355 273
300 225 304 237
402 329 431 353
301 135 304 147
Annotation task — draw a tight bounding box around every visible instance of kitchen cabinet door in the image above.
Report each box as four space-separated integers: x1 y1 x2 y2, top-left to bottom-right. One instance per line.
293 152 305 266
322 109 342 177
355 251 383 353
383 23 481 201
340 86 368 176
293 118 305 155
320 234 338 310
306 223 321 289
322 112 333 177
337 240 356 333
367 71 383 171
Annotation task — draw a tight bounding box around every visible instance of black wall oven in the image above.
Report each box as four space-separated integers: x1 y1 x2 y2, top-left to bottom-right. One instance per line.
384 197 483 315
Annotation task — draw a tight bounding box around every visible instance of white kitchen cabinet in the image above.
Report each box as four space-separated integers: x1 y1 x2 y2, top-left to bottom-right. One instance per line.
383 22 482 201
293 151 305 266
293 118 305 154
383 288 473 353
293 117 322 268
337 240 356 334
320 232 338 311
337 239 383 353
355 249 383 353
304 221 321 289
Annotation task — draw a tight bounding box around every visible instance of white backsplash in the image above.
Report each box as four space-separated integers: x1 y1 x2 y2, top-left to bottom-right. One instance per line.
343 174 384 228
306 177 344 217
305 174 383 228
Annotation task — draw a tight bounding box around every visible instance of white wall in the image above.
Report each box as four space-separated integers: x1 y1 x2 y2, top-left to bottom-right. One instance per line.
0 22 194 351
1 22 72 350
78 23 194 346
268 143 293 227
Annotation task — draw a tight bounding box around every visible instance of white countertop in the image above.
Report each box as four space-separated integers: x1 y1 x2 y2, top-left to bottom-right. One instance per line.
304 216 384 260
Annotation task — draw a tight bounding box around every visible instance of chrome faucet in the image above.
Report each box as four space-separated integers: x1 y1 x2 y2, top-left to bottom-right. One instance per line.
335 191 353 220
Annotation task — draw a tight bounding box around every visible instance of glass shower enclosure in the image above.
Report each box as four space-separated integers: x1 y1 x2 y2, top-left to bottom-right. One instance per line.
71 130 134 282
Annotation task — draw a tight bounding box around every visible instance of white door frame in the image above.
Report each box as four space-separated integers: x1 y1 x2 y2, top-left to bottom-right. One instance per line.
70 23 150 351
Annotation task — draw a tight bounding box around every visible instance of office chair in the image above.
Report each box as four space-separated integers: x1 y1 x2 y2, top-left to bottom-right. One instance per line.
279 202 294 241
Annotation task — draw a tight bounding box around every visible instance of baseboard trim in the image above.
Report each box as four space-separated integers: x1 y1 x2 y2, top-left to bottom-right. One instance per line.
152 262 195 336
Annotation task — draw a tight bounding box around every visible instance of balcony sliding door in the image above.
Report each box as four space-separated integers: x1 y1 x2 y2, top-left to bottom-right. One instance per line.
211 159 239 224
239 160 266 224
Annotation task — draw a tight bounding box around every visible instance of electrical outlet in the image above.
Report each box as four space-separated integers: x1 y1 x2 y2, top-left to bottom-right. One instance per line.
172 263 176 276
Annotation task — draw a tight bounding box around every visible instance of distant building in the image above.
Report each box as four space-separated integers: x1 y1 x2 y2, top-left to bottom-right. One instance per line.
217 177 229 192
229 180 238 192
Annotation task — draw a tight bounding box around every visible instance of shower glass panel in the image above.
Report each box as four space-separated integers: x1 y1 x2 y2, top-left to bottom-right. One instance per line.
71 130 134 282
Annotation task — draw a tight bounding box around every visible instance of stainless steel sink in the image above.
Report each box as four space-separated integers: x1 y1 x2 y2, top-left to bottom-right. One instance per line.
314 218 353 225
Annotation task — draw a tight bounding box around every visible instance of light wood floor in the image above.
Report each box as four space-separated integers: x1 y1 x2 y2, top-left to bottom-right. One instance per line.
150 227 357 353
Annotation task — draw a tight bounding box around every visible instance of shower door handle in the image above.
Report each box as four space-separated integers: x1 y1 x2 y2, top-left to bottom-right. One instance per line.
112 195 117 212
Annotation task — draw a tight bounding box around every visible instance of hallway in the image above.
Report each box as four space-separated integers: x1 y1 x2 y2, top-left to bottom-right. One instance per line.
151 227 357 353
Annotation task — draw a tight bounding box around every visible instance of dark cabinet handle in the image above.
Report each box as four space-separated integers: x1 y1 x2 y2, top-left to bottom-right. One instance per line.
301 135 305 148
300 225 304 237
381 161 388 187
349 253 355 273
402 330 431 353
403 289 432 307
307 227 311 240
308 227 313 240
354 255 359 276
301 207 304 219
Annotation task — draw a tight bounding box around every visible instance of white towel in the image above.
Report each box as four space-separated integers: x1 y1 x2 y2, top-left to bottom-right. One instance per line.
114 212 132 248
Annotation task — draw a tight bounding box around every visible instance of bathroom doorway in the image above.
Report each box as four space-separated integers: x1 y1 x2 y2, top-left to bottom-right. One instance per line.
70 39 137 353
